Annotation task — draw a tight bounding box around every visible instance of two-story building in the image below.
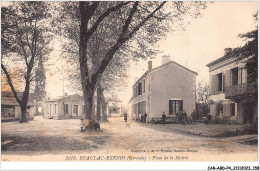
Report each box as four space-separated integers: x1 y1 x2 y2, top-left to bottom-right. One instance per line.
206 48 257 124
129 55 197 122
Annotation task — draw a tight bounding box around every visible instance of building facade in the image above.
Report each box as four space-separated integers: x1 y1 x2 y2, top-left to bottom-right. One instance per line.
44 94 122 120
44 94 85 119
206 48 258 124
129 56 197 122
106 97 122 117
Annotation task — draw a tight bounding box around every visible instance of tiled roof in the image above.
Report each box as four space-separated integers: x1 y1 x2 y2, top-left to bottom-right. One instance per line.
45 94 83 102
1 91 35 106
206 54 232 67
45 94 122 103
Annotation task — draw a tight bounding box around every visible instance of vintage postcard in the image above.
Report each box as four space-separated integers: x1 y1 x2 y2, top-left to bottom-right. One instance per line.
1 1 259 169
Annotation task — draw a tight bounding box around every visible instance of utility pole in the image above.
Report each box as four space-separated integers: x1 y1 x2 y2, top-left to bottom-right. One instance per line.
63 67 65 115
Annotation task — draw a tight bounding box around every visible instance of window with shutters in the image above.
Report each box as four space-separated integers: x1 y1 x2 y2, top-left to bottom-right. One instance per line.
138 83 142 95
217 73 223 92
216 103 223 116
231 67 238 86
169 100 183 114
64 104 68 114
73 105 78 115
138 102 142 114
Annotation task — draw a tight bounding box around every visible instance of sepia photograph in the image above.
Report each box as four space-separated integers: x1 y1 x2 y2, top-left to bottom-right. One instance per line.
1 0 259 170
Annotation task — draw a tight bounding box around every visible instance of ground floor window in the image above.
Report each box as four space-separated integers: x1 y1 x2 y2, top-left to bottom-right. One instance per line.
54 104 57 114
138 102 142 114
169 100 183 114
64 104 68 114
230 103 235 116
216 103 223 116
73 105 78 115
1 105 15 117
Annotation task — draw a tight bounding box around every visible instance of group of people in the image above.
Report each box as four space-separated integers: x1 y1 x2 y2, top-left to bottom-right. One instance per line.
124 112 148 123
123 110 212 126
161 110 201 125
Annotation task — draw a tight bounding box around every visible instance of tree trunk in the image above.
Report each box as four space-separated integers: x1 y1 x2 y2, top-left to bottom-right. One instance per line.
82 83 95 121
96 83 102 121
100 87 108 122
20 104 27 123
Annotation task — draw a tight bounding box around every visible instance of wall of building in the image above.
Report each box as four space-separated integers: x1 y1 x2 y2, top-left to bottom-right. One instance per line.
149 63 196 121
13 105 35 118
44 99 85 119
209 58 247 96
131 74 149 120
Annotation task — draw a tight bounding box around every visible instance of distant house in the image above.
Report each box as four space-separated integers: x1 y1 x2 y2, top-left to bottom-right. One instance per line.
106 97 122 117
129 56 197 122
1 91 36 119
44 94 122 120
206 48 258 124
44 94 84 119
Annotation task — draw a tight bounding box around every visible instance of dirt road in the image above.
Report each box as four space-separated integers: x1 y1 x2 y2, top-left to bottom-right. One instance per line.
1 117 258 161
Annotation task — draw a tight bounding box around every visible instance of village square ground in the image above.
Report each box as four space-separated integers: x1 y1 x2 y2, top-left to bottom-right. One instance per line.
1 117 258 161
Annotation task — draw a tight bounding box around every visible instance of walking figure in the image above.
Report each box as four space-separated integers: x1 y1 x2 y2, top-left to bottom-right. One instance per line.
124 112 127 122
191 110 196 125
143 112 147 123
162 112 166 126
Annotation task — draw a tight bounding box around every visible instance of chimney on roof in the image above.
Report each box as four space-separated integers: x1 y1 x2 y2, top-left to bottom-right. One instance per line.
162 55 171 65
148 61 152 71
224 48 232 55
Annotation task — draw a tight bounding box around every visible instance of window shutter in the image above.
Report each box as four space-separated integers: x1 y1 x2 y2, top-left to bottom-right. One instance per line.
224 70 231 88
180 100 183 111
210 75 217 94
238 68 242 84
169 101 172 114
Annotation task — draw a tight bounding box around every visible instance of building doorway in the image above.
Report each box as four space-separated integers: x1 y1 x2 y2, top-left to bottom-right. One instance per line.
243 102 254 124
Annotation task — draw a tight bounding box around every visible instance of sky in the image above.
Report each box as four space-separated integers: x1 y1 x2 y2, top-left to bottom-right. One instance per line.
44 1 258 106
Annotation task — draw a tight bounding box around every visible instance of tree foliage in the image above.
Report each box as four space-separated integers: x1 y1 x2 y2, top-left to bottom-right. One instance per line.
52 1 208 122
1 2 52 122
230 12 258 82
196 81 209 104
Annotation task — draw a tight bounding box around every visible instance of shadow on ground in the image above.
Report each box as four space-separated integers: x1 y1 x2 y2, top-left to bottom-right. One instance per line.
1 134 111 155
